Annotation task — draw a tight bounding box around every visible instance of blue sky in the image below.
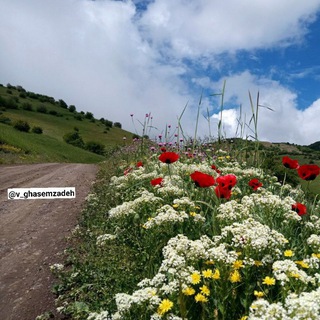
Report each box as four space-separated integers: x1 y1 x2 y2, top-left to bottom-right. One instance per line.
1 0 320 145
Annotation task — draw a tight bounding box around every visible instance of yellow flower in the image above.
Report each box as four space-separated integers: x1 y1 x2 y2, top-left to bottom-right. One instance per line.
254 290 264 298
239 317 248 320
254 260 263 266
295 260 309 269
284 250 294 257
148 289 157 296
172 204 179 208
290 272 300 279
200 285 210 296
190 272 201 284
233 260 244 269
229 270 241 283
262 276 276 286
189 211 197 217
212 269 220 280
226 155 231 160
205 260 215 265
312 253 320 259
195 293 208 303
157 299 173 315
182 287 195 296
202 269 213 278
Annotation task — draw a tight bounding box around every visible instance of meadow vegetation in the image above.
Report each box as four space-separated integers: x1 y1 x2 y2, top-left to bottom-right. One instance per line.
2 83 320 319
47 108 319 319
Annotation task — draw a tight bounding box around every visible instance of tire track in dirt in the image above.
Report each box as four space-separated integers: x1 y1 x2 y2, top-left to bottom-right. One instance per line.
0 163 98 320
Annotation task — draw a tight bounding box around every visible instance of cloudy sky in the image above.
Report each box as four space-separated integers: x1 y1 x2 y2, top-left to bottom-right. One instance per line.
1 0 320 145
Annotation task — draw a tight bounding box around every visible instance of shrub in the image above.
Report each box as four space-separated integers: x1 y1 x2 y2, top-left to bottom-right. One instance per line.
85 141 105 155
13 120 30 132
63 131 85 148
22 102 33 111
49 110 58 116
0 96 7 108
74 114 83 121
114 122 122 128
6 98 19 109
0 115 11 125
32 126 43 134
19 92 27 99
36 105 47 113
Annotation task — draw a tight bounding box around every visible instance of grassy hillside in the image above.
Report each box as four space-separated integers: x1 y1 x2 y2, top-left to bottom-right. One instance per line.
0 84 134 164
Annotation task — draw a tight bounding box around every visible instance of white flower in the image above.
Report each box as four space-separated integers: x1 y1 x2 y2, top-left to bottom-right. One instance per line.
96 234 117 247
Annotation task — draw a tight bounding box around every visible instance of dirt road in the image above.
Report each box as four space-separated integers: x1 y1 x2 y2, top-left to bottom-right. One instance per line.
0 163 98 320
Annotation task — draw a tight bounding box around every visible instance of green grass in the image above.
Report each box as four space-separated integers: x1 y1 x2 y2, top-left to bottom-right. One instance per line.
0 85 134 164
0 123 105 163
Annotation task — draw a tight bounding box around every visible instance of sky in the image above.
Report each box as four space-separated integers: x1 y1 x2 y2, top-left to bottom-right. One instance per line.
1 0 320 145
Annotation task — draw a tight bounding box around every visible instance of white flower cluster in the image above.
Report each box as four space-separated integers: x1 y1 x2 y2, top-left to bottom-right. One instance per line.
241 191 300 223
156 178 186 197
248 287 320 319
88 311 112 320
96 233 117 247
218 218 288 258
143 205 188 229
307 234 320 252
216 200 251 224
305 215 320 234
108 190 162 219
50 263 64 272
177 162 218 176
222 164 264 180
272 260 313 285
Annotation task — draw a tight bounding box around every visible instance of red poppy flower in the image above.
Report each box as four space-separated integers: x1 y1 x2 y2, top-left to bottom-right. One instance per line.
297 164 320 181
159 152 179 164
151 177 163 186
160 147 167 152
292 202 307 216
215 185 232 199
216 174 237 190
190 171 215 188
136 161 143 167
249 178 263 191
282 156 299 169
211 164 221 174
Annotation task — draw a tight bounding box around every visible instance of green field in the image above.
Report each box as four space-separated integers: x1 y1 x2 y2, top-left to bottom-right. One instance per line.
0 84 134 164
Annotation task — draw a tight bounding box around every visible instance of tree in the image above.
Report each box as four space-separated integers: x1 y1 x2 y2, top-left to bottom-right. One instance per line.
85 112 94 120
105 119 113 128
69 105 76 113
59 99 68 109
114 122 122 128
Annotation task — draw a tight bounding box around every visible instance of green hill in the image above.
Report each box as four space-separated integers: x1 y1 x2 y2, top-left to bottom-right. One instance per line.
0 84 134 164
309 141 320 151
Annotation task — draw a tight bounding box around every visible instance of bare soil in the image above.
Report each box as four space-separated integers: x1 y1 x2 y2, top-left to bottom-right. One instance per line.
0 163 98 320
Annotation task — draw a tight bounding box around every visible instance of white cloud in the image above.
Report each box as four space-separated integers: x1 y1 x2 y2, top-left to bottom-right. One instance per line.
0 0 319 145
209 71 320 145
140 0 320 58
